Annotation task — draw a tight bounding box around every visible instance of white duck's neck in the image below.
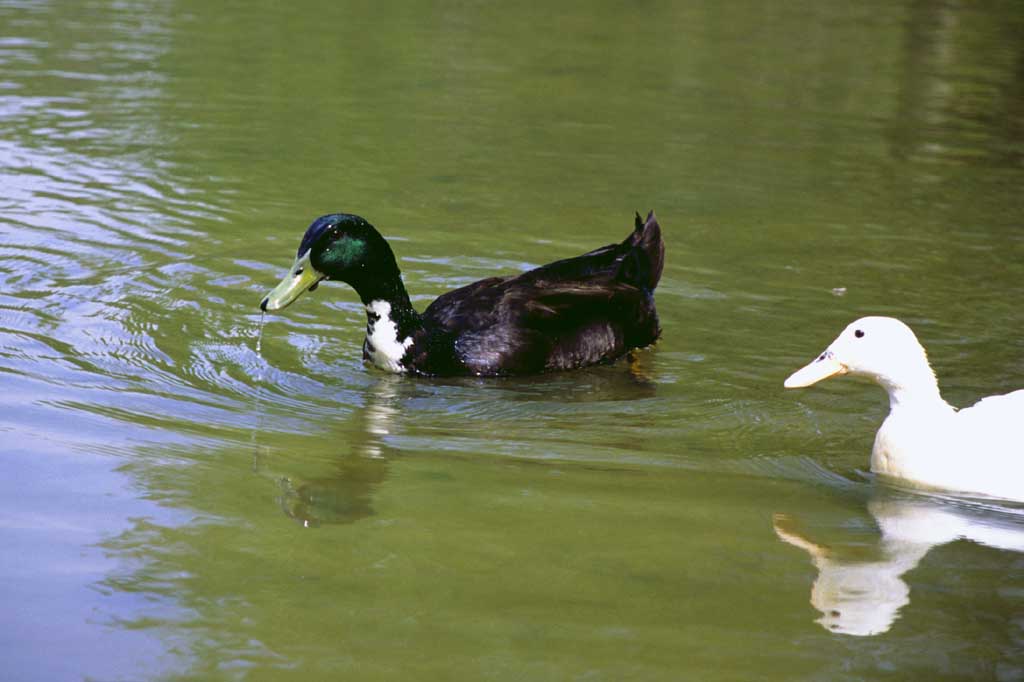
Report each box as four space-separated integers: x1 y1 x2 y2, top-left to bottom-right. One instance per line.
875 366 953 413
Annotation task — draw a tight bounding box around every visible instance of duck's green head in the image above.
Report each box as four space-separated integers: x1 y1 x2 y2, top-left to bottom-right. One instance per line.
260 213 398 311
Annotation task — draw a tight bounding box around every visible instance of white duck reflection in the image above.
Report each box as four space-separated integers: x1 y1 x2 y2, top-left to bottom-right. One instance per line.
775 492 1024 637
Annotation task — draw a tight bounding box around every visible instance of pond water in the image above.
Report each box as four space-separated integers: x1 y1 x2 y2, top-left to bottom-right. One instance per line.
2 1 1024 680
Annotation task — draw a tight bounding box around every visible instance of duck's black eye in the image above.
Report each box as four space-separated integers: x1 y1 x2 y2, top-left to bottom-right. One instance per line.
854 329 865 338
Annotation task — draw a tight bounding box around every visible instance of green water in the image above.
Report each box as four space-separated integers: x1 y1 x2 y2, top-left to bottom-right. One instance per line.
2 1 1024 680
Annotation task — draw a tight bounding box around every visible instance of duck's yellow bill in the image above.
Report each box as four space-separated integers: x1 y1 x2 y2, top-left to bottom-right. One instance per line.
784 352 847 388
260 250 324 312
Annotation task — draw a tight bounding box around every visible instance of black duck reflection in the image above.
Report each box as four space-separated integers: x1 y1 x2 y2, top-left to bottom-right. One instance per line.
250 358 659 526
252 375 401 527
775 489 1024 637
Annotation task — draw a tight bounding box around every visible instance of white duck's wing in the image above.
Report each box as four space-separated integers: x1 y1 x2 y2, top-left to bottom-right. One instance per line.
957 389 1024 448
964 389 1024 419
946 389 1024 500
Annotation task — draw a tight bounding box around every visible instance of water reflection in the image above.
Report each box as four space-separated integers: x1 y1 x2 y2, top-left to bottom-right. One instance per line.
891 0 1024 167
249 359 659 527
775 490 1024 637
253 375 400 527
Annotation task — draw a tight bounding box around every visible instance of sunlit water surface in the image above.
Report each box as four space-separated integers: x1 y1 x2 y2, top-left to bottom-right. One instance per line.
2 1 1023 680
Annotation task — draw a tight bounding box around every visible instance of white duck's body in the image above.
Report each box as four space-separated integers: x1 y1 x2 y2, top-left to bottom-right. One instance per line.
785 316 1024 501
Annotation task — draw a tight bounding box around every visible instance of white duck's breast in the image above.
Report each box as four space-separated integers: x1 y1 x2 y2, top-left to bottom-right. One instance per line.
871 410 956 485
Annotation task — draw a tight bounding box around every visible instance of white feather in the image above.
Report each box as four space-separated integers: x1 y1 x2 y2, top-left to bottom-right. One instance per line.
365 300 413 374
787 316 1024 500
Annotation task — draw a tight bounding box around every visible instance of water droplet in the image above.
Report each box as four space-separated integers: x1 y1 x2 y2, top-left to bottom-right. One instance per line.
256 310 266 354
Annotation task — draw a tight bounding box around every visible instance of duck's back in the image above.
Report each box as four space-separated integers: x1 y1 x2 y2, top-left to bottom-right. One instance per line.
965 388 1024 419
951 392 1024 499
411 212 664 376
873 389 1024 499
957 389 1024 460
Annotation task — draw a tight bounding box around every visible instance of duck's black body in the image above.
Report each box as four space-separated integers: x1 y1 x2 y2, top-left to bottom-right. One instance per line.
261 211 664 377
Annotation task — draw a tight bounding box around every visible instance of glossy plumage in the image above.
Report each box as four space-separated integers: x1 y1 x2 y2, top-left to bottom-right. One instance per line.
261 211 665 376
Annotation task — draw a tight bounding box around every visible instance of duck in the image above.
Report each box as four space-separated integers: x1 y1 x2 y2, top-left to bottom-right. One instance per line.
784 316 1024 501
260 211 664 376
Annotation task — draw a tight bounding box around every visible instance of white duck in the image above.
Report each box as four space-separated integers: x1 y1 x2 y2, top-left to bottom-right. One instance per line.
785 316 1024 500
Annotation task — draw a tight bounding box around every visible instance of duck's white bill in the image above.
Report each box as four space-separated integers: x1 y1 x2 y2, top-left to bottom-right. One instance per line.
784 352 847 388
261 250 324 312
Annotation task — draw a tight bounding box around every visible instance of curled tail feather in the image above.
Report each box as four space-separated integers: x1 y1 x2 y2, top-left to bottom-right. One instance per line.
618 210 664 291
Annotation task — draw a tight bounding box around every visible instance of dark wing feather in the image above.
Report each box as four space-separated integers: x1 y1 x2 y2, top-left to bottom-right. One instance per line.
422 276 512 332
422 277 658 375
413 212 664 376
517 279 660 370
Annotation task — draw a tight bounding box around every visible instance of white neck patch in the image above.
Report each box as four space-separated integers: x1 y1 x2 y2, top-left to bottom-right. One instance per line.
365 300 414 373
